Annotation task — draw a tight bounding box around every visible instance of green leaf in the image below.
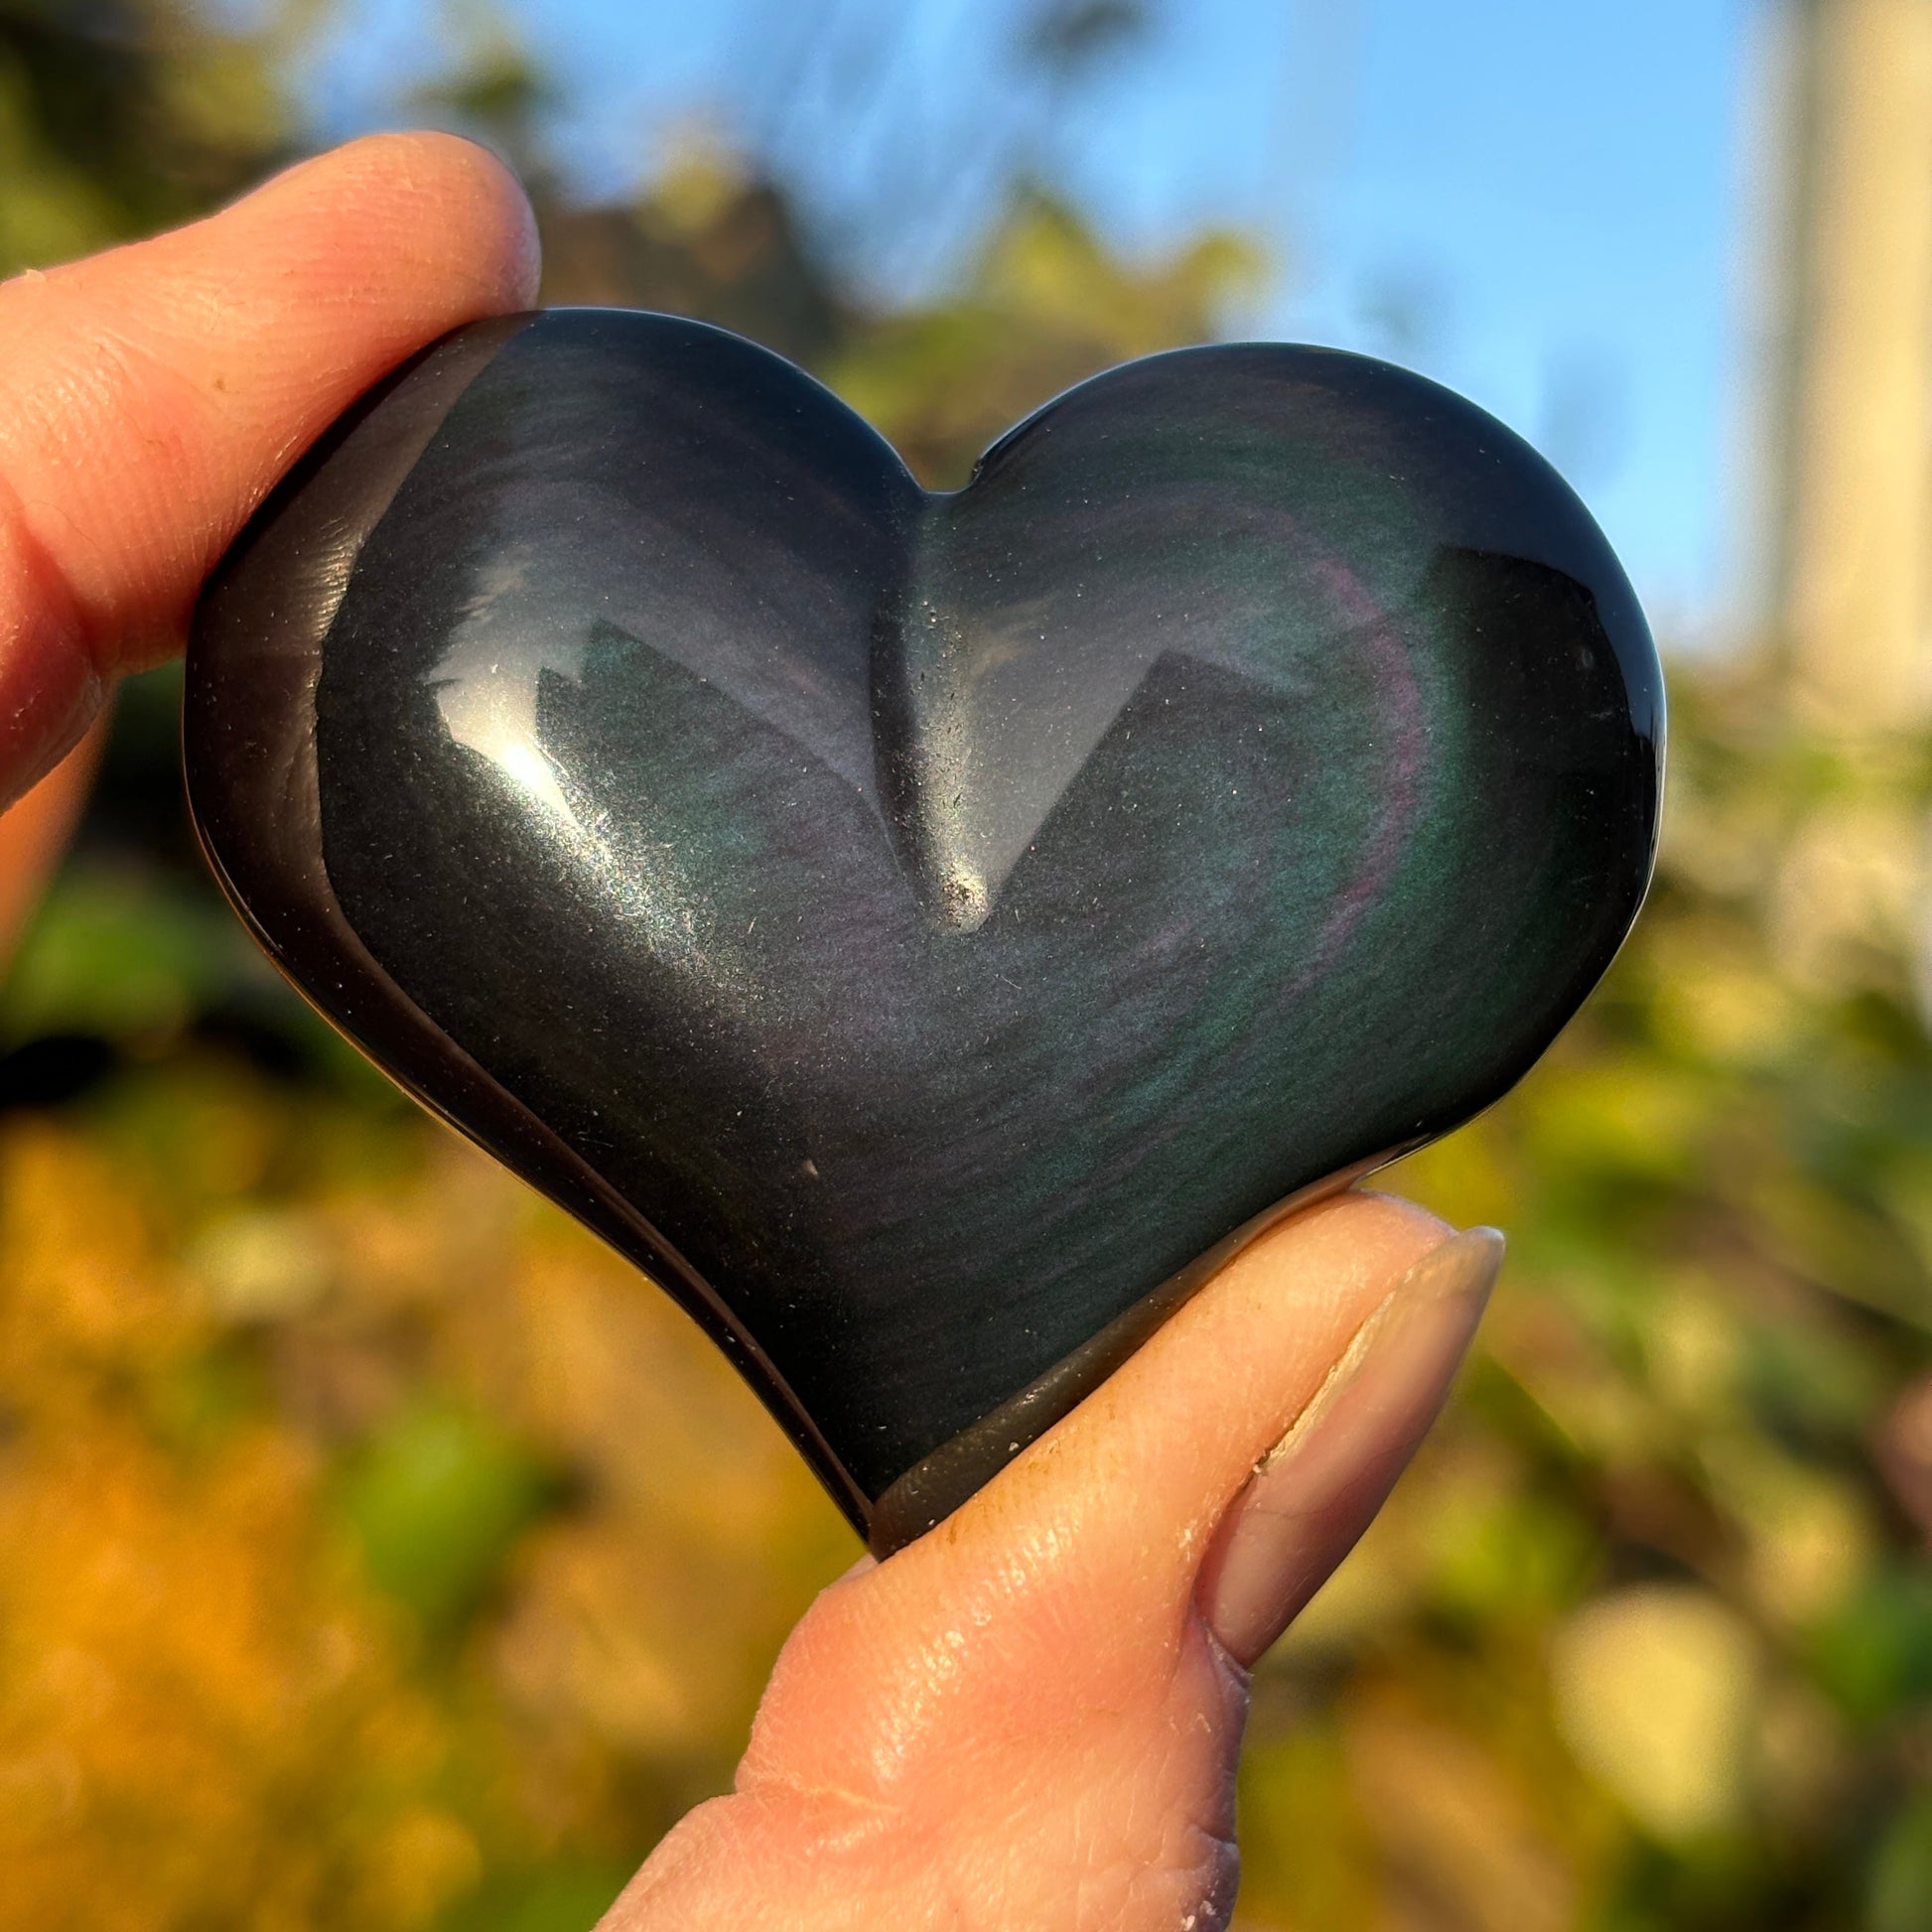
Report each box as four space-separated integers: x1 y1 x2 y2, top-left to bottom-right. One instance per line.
341 1404 564 1634
1868 1792 1932 1932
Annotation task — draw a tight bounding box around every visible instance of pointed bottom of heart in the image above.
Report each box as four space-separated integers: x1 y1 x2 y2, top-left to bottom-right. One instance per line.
867 1149 1403 1555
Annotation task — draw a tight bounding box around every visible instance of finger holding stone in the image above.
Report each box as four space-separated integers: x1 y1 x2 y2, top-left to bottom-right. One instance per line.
734 1191 1461 1786
912 1190 1456 1616
606 1192 1497 1932
1198 1225 1503 1666
0 131 539 805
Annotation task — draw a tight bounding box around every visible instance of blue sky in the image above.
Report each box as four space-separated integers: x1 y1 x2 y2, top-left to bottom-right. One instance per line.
302 0 1763 642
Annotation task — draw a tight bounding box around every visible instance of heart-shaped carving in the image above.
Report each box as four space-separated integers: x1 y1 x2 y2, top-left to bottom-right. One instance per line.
186 310 1661 1551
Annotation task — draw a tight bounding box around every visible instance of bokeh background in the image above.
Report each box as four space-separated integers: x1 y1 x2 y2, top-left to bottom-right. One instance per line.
3 2 1932 1927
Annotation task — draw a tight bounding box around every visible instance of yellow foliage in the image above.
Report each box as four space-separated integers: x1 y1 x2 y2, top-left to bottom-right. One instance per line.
0 1107 849 1931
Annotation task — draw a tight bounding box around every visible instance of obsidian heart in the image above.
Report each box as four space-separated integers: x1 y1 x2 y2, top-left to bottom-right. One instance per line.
185 309 1661 1552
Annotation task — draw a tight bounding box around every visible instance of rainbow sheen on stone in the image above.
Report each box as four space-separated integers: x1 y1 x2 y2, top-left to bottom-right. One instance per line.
185 309 1662 1552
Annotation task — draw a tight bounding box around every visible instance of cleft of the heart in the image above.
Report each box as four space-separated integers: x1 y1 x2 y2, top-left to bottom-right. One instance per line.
186 308 1662 1553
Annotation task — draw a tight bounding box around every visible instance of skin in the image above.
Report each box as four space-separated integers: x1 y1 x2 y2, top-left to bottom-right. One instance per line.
0 135 1492 1931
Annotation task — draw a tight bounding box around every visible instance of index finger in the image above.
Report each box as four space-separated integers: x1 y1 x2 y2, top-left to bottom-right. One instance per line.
0 131 540 804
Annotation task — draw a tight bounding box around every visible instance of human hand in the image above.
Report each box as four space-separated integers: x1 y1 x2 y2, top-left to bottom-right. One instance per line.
603 1207 1498 1931
0 129 538 923
0 138 1503 1932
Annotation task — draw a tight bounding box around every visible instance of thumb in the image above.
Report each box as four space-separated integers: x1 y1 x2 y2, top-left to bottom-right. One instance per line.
610 1190 1501 1932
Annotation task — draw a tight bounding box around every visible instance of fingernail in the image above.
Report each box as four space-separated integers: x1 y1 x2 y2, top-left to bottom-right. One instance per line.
0 630 102 814
1199 1226 1503 1667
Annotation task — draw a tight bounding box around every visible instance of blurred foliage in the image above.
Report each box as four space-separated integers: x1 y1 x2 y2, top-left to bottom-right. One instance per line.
2 5 1931 1932
0 0 290 275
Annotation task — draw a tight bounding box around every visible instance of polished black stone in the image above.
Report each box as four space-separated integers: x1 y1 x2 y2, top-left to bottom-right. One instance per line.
185 309 1663 1552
